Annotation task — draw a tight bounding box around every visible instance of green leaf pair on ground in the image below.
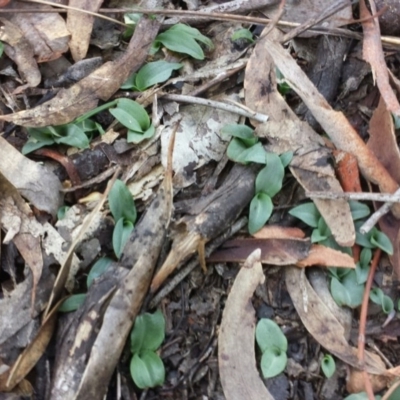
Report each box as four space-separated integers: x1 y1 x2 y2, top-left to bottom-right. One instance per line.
289 201 394 310
130 310 166 389
109 179 137 258
222 124 292 234
321 354 336 378
256 319 288 379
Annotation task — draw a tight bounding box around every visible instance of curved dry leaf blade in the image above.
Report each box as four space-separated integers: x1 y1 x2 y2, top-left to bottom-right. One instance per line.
218 249 274 400
285 266 386 375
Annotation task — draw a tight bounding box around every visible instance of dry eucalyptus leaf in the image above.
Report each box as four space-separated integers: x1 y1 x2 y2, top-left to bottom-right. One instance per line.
218 249 274 400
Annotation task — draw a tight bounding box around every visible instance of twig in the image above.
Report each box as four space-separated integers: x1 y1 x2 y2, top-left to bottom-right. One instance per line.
149 217 247 308
161 94 268 122
358 248 381 400
306 190 400 203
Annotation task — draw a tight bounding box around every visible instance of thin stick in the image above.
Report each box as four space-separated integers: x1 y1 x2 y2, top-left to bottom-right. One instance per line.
161 94 268 122
306 190 400 202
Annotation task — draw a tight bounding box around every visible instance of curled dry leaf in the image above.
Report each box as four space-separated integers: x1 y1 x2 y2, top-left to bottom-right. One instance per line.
285 266 386 375
67 0 103 62
0 17 160 127
245 27 355 247
262 35 400 218
0 137 62 216
218 249 274 400
0 17 41 93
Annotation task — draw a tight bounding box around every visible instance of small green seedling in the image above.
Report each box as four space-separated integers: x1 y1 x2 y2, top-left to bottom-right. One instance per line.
58 293 86 312
221 123 292 234
231 28 254 43
275 68 291 96
344 393 382 400
130 310 166 389
370 287 394 314
256 318 288 379
57 205 70 220
289 201 394 309
151 23 214 60
121 61 182 91
0 42 4 58
109 179 137 258
321 354 336 378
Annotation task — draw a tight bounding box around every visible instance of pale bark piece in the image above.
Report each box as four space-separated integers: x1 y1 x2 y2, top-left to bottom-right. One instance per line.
67 0 103 62
218 249 274 400
253 225 305 239
0 18 41 93
246 28 355 247
6 1 70 62
0 17 160 127
285 266 386 375
263 36 400 218
0 137 62 216
49 136 174 400
360 0 400 116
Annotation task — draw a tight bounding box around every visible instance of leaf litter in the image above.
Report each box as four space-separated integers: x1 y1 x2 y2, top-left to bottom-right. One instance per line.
1 1 400 399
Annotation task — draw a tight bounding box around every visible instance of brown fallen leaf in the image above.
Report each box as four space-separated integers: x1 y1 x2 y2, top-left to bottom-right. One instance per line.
0 17 41 93
218 249 274 400
0 137 62 216
253 225 305 239
67 0 103 62
245 27 355 247
0 16 160 127
360 0 400 117
6 1 70 62
262 35 400 217
285 266 386 375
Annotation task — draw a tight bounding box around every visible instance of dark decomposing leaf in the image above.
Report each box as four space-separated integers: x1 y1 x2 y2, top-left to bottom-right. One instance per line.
150 163 259 292
0 17 160 127
245 28 355 246
218 249 274 400
49 133 175 399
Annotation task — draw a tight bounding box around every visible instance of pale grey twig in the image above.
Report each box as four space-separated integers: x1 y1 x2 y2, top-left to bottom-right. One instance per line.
161 94 268 123
306 191 400 203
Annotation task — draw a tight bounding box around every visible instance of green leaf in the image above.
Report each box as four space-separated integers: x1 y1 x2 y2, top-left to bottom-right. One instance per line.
311 228 329 243
289 202 320 228
109 179 137 222
260 347 287 379
134 61 182 91
255 318 288 353
243 142 268 164
355 262 370 285
130 310 166 353
57 206 70 220
255 153 284 198
321 354 336 378
127 124 155 144
280 151 293 167
330 277 352 307
0 41 4 58
231 28 254 43
87 257 113 288
54 124 90 149
221 124 257 146
22 128 56 154
113 218 134 259
154 24 213 60
344 392 382 400
349 201 370 220
130 351 165 389
360 247 372 267
370 229 393 255
110 107 143 132
370 288 394 314
248 193 273 234
226 139 266 164
58 294 86 312
121 73 138 90
331 271 364 308
75 99 118 123
115 99 150 132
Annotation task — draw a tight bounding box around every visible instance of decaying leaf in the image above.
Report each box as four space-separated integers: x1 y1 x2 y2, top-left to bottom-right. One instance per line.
0 17 160 127
0 17 41 93
245 27 355 247
67 0 103 62
218 249 274 400
0 137 62 216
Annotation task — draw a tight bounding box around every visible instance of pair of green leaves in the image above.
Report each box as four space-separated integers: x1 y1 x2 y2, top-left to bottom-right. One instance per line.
109 179 137 258
121 60 182 92
321 354 336 379
255 319 288 379
222 124 292 234
130 310 166 389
